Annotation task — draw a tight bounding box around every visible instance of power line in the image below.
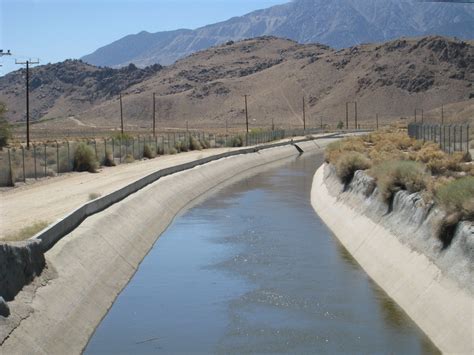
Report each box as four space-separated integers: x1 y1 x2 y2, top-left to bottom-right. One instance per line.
15 59 40 149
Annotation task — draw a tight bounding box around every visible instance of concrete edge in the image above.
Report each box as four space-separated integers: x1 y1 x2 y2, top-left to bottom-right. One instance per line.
29 135 332 253
1 141 327 354
311 163 473 354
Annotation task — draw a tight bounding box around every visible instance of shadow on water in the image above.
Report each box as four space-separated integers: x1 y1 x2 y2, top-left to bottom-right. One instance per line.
85 151 440 354
334 232 440 354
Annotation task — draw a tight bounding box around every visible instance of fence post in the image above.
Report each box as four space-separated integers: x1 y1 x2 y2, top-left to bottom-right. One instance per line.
448 125 451 154
33 144 37 180
67 141 70 171
56 141 60 175
44 143 47 177
94 139 98 159
467 125 470 154
22 145 26 183
7 149 14 187
119 138 122 163
112 138 115 161
460 125 463 153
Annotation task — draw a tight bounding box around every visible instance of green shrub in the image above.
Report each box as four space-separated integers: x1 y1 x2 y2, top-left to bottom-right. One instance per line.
229 136 243 147
169 147 177 155
336 152 371 184
436 177 474 220
0 102 11 148
337 121 344 129
74 143 99 172
143 144 154 159
370 160 429 202
200 139 210 149
111 132 133 141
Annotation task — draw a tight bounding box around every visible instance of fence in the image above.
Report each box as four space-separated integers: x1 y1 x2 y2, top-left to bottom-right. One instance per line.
1 127 357 187
407 123 471 154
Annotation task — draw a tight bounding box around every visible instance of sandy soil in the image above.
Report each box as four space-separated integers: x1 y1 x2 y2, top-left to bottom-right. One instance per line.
0 147 239 240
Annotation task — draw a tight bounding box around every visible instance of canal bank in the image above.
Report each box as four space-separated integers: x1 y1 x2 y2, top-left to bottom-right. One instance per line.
1 139 325 354
85 149 436 354
311 164 473 354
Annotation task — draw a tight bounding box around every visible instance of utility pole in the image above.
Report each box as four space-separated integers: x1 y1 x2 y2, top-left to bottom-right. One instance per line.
441 105 444 125
376 113 379 130
0 50 12 67
15 59 39 149
271 117 274 131
186 120 189 133
244 95 249 145
120 93 124 135
152 92 156 137
302 96 306 131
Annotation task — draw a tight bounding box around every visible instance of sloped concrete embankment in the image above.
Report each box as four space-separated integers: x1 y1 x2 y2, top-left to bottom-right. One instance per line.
311 163 473 354
0 140 322 354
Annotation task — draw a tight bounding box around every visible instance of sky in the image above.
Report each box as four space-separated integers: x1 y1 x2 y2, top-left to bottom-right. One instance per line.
0 0 289 75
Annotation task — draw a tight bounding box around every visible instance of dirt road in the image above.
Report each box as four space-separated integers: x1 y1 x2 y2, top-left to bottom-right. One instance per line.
0 147 237 240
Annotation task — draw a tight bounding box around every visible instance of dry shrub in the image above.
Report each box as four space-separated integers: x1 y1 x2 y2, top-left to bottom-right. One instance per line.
436 176 474 220
415 143 464 175
5 221 49 241
335 152 371 184
124 154 134 163
325 137 365 164
143 144 154 159
189 136 202 151
74 143 98 173
103 151 116 167
370 160 429 202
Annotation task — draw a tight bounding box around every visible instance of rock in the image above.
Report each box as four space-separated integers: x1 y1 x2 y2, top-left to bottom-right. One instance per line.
0 297 10 318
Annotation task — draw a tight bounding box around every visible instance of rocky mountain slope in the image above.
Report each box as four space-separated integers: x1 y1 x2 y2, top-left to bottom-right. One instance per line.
0 36 472 131
82 0 474 68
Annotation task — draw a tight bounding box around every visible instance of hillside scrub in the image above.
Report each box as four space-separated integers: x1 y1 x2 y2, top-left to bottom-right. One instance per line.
336 152 371 185
326 130 473 221
0 102 11 148
74 143 99 173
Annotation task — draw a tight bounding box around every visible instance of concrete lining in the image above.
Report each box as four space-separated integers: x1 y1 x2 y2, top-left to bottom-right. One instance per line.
0 139 333 354
311 164 473 354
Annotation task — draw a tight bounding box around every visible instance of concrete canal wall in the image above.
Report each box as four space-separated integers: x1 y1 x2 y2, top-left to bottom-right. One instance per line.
311 164 473 354
0 138 324 354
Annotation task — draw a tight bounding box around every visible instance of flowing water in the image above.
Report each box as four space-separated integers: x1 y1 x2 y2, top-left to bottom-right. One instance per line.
85 151 439 354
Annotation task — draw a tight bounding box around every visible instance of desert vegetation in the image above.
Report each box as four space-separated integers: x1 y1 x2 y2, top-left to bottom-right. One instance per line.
0 102 11 149
326 131 473 224
4 221 49 242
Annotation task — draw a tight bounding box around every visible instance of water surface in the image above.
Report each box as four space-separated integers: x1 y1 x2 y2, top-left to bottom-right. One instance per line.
86 152 438 354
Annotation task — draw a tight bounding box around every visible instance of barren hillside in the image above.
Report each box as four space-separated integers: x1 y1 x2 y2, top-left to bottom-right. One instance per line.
0 35 472 133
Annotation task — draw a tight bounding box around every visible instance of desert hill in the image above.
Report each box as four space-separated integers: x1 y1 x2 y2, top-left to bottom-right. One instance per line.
0 35 472 133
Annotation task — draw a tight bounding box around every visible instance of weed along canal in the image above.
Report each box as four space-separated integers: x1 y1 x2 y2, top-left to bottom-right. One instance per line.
85 151 438 354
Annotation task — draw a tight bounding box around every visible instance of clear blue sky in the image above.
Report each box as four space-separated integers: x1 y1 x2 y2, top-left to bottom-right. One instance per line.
0 0 289 75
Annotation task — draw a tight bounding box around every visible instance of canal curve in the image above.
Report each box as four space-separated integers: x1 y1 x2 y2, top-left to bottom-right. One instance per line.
85 151 438 354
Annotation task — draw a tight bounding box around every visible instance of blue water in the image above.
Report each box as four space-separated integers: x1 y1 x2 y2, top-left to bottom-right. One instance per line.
85 152 438 354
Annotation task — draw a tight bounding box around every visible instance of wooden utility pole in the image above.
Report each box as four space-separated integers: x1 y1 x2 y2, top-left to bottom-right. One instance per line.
152 92 156 137
244 95 249 145
376 113 379 130
302 97 306 131
16 59 39 149
441 105 444 125
120 93 124 135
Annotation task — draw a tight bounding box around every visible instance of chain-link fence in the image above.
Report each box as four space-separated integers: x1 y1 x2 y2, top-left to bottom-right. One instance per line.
407 123 471 154
2 127 358 187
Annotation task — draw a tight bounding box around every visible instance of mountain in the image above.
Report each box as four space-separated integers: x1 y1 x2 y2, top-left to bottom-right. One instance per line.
1 36 472 131
82 0 474 68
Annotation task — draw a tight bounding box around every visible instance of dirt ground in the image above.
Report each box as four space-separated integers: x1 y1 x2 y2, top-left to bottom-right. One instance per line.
0 147 238 240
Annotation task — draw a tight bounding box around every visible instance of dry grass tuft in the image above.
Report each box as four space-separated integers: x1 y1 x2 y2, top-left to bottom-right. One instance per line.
370 160 429 202
4 221 50 241
436 176 474 220
335 151 371 184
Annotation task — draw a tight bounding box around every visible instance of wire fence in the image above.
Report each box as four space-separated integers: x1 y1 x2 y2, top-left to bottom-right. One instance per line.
1 127 363 187
407 123 471 154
